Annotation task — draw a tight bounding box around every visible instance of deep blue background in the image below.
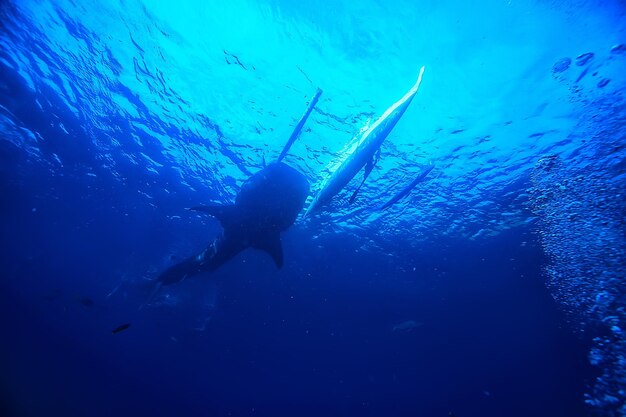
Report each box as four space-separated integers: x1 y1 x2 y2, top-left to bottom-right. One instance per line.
3 0 625 415
0 155 591 416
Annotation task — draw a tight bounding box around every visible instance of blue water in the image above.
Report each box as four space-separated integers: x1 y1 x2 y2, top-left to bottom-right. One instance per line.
1 0 625 416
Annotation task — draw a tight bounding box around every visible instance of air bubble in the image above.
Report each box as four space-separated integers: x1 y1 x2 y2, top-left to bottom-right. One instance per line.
552 57 571 73
610 44 626 55
576 52 594 66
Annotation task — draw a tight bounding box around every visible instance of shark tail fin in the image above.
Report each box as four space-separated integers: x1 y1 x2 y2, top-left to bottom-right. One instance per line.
253 231 284 269
141 255 205 308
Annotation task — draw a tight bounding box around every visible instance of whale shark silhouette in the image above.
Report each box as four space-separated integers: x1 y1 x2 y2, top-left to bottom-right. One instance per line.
145 87 324 304
146 162 309 303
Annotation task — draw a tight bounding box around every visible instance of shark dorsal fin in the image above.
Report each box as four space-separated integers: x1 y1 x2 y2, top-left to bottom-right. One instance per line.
189 204 238 227
253 231 284 269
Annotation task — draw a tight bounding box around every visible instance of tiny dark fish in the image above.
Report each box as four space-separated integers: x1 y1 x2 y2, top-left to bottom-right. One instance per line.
112 323 131 334
79 297 94 307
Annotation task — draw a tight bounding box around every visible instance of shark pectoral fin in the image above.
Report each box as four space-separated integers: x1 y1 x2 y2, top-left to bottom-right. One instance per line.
189 204 237 226
254 232 284 269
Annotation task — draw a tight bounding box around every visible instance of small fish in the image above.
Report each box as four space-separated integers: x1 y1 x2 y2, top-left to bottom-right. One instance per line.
392 320 423 332
78 297 94 307
111 323 131 334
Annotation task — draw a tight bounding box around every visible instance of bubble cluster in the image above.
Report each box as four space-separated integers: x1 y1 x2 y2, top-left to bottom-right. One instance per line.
530 97 626 416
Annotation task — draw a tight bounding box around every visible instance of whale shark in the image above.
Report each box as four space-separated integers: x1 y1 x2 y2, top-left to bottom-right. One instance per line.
304 66 425 215
146 87 322 304
147 162 309 302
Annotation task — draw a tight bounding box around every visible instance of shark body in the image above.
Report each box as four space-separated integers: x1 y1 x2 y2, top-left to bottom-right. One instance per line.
148 162 309 301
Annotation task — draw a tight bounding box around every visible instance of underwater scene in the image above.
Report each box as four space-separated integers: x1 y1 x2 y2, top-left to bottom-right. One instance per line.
1 0 625 416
